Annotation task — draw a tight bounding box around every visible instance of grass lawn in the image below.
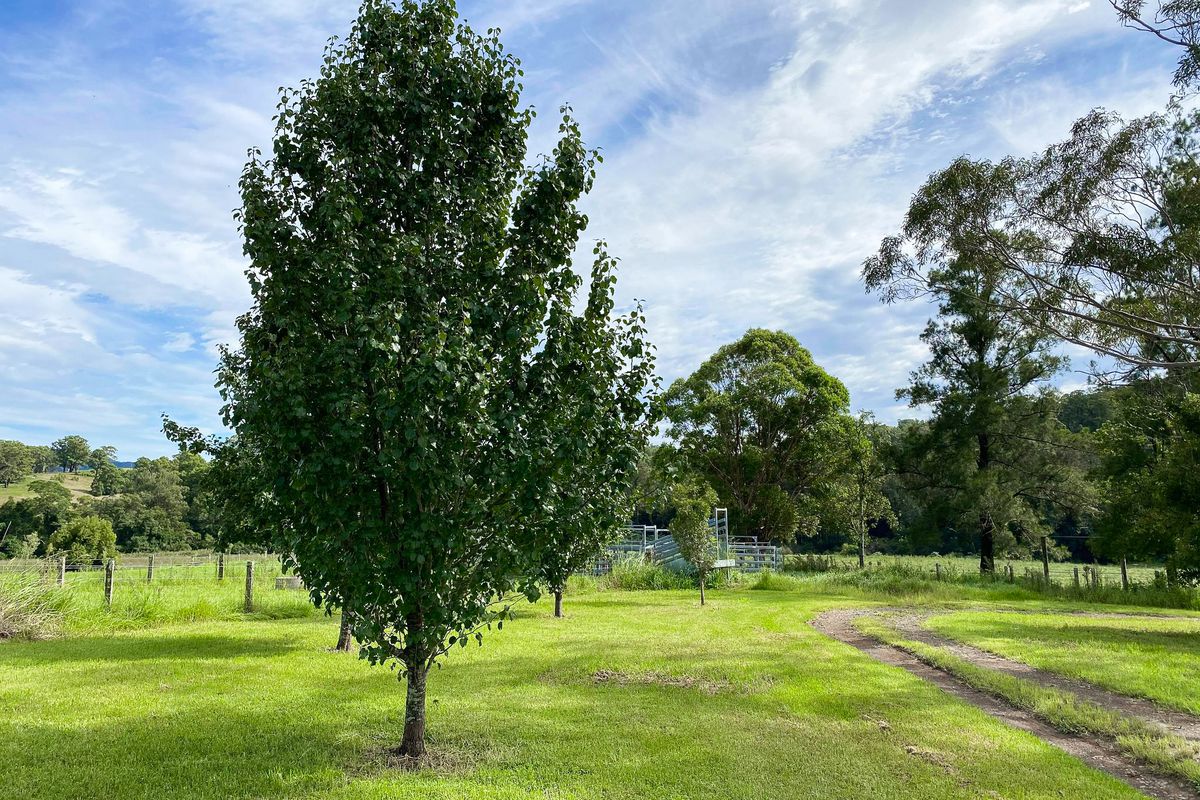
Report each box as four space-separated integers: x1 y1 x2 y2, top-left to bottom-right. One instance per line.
0 471 94 501
0 583 1159 800
925 610 1200 714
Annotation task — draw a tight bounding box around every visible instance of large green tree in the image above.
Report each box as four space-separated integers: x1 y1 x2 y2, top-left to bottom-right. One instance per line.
87 446 117 471
51 435 90 473
0 441 32 488
661 329 852 544
215 0 655 759
865 249 1090 573
27 446 56 474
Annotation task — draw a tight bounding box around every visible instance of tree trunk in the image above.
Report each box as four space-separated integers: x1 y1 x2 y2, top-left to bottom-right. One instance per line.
699 574 706 606
335 611 354 652
977 432 995 574
553 589 563 618
979 515 996 574
398 653 428 759
857 489 866 568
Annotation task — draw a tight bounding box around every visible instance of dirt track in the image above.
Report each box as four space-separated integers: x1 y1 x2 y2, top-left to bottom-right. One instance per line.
811 608 1200 800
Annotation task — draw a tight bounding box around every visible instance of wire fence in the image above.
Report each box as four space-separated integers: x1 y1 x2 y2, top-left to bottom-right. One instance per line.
785 552 1170 591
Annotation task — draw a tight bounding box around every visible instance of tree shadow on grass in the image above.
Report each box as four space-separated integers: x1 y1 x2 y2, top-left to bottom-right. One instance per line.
0 630 304 667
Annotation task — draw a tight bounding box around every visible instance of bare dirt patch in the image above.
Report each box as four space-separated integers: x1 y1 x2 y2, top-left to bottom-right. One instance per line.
591 668 731 695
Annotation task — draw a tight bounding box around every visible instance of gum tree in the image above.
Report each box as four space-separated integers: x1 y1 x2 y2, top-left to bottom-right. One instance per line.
865 249 1089 573
217 0 655 759
661 329 852 545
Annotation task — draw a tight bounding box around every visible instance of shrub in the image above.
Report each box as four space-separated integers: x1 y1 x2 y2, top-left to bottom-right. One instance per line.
48 516 117 564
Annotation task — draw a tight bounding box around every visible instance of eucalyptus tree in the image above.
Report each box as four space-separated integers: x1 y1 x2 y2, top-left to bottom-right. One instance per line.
51 435 90 473
0 441 32 489
87 446 117 471
865 251 1089 573
217 0 655 759
865 108 1200 378
661 329 852 545
670 478 720 606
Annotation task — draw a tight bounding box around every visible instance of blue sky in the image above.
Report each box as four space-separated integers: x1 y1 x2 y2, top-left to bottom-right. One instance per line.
0 0 1181 458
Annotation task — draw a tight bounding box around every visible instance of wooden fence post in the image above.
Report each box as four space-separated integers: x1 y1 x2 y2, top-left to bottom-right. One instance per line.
104 558 115 608
1073 567 1080 588
935 563 942 581
244 560 255 612
1121 557 1129 591
57 556 66 587
1041 537 1050 582
147 555 154 583
217 553 225 581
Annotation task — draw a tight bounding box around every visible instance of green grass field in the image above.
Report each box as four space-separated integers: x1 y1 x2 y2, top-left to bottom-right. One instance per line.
924 610 1200 714
0 471 94 501
0 568 1181 800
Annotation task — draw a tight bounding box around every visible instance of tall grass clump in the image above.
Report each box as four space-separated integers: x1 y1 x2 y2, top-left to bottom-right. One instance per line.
599 555 694 591
0 574 68 640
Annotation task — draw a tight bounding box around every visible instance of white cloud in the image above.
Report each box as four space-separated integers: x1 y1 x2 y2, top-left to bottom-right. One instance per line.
163 332 196 353
0 0 1181 452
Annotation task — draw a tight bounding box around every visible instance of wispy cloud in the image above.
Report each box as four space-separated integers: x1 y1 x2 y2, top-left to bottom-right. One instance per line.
0 0 1180 454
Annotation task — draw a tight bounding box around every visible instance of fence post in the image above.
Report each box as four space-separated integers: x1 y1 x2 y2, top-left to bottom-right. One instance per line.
57 556 66 587
1007 564 1015 583
1041 536 1050 582
147 554 154 583
935 563 942 581
217 553 225 581
104 558 115 608
1073 567 1080 588
244 560 255 612
1121 557 1129 591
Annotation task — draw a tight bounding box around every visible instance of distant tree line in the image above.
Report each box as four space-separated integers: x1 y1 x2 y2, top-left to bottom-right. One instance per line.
0 433 254 561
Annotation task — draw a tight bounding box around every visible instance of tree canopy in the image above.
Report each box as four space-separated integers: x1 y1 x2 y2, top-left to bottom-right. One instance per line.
863 109 1200 377
216 0 656 759
661 328 853 545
